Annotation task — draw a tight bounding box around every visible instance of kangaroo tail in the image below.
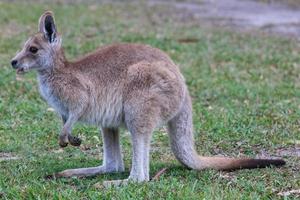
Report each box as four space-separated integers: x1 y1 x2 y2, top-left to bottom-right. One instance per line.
167 94 285 171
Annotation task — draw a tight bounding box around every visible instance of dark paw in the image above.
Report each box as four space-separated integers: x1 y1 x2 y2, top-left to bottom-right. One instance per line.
68 135 82 146
59 140 68 148
59 134 68 148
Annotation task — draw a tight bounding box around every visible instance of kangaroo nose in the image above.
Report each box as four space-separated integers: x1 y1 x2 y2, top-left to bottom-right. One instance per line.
11 60 18 68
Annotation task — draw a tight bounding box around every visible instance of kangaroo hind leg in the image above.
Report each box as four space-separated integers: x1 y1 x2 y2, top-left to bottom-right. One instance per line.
55 128 124 178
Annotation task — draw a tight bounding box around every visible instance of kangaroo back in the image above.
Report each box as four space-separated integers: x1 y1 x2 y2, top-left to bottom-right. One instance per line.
167 92 285 171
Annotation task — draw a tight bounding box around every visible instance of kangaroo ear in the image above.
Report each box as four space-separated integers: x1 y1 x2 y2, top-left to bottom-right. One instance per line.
38 11 57 43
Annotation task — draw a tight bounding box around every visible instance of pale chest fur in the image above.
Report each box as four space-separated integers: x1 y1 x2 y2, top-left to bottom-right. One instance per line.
37 74 123 128
37 75 68 118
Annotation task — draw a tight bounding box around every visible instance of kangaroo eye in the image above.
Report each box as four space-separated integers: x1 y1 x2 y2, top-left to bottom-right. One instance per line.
29 46 38 54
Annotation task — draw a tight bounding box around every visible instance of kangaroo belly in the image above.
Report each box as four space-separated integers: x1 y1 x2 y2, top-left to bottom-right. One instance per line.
80 87 123 127
80 103 123 127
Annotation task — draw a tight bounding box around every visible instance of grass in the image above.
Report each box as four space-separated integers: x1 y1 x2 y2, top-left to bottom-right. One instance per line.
0 1 299 199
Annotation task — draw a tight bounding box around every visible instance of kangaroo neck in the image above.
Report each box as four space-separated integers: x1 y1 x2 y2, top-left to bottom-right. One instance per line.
37 48 68 78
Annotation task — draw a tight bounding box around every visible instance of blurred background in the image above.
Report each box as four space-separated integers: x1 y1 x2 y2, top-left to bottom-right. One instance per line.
3 0 300 37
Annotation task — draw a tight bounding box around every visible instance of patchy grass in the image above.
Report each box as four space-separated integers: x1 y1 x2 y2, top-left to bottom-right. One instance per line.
0 1 299 199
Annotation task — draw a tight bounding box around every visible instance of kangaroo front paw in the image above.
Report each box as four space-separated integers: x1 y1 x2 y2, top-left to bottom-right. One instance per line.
59 135 68 148
59 140 68 148
68 135 82 146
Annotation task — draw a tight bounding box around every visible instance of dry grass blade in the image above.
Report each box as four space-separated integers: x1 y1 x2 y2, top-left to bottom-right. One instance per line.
151 168 168 181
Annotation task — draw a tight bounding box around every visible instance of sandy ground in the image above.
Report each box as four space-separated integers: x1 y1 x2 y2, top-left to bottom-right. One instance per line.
149 0 300 38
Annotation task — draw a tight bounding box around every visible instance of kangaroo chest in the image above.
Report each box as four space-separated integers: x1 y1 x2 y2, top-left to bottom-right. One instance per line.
37 73 124 128
37 76 68 117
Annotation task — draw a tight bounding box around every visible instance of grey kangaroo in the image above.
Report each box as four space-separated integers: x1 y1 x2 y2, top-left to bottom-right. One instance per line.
11 11 285 185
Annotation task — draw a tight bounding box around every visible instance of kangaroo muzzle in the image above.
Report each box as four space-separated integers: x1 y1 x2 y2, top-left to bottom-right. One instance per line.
11 59 26 74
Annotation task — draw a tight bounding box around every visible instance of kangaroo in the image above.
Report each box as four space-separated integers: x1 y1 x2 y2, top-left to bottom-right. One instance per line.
11 11 285 185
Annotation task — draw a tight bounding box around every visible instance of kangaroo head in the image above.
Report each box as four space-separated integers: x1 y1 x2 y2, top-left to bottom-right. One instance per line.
11 11 62 74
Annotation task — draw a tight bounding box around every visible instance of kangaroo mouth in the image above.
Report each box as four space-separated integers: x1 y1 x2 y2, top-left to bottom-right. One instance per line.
16 67 27 74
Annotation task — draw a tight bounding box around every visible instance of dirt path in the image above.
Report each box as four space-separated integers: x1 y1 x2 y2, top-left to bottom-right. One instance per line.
149 0 300 38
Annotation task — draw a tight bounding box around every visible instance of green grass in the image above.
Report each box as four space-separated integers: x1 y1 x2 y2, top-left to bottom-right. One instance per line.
0 1 299 199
